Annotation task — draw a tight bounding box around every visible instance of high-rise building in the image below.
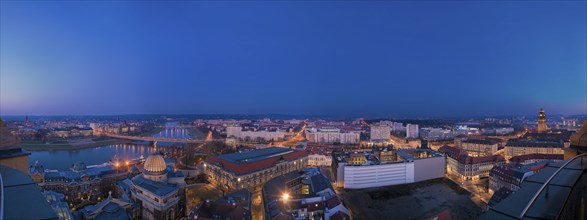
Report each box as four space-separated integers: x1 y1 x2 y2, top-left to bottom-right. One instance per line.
226 125 242 138
537 108 547 133
304 128 360 144
370 124 391 141
406 124 419 138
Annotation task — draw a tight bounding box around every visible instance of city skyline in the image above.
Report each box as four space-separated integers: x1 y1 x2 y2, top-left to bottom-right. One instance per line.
1 1 586 117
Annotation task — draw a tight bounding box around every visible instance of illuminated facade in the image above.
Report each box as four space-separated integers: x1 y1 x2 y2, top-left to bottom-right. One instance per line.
127 153 185 220
504 140 564 160
204 147 308 192
439 145 505 180
29 161 129 206
305 128 360 144
537 108 547 133
370 124 391 141
459 139 499 157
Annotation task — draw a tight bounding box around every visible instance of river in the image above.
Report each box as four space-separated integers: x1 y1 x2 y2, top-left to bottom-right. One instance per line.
27 122 192 170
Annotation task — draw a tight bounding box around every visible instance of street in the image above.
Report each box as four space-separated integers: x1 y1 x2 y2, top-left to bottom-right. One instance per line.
445 172 490 210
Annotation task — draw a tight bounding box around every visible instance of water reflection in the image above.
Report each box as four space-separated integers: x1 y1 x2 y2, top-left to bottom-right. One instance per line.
27 122 191 170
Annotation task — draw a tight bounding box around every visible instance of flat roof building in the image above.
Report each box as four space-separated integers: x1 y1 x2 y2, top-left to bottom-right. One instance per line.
332 149 445 189
205 147 307 192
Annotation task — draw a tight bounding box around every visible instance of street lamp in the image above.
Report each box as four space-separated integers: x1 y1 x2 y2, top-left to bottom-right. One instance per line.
282 193 289 202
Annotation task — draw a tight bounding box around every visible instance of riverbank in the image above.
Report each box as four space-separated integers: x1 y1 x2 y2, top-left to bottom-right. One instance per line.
187 127 206 139
22 138 132 151
138 127 165 137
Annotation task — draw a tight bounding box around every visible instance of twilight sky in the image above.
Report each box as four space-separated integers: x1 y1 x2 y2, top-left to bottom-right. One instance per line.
1 1 586 118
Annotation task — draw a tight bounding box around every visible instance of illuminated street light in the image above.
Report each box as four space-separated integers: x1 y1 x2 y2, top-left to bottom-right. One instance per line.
282 193 289 202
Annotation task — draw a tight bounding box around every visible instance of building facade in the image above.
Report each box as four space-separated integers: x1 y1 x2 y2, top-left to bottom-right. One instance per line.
459 139 499 157
226 126 286 141
504 140 564 160
406 124 419 138
439 145 505 180
262 168 349 220
332 149 445 189
537 108 548 133
127 154 185 220
29 161 129 206
305 145 333 167
305 128 360 144
488 161 551 195
204 147 308 192
370 124 391 141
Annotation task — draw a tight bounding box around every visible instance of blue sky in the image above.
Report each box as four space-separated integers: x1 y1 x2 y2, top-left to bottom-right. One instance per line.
1 1 586 117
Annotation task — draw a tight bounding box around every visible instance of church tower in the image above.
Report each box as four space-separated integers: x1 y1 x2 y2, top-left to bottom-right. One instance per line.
537 108 547 133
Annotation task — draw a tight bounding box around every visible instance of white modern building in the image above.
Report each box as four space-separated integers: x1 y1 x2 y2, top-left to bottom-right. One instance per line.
305 128 360 144
406 124 419 138
226 125 286 141
332 149 445 189
370 124 391 141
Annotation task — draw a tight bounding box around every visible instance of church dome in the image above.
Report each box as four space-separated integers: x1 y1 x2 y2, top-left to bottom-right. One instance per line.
144 154 166 174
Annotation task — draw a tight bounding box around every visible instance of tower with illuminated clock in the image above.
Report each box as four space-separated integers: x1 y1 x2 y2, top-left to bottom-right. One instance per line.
537 108 547 133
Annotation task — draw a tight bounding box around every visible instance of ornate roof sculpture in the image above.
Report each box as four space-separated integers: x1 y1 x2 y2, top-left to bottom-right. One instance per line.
144 153 167 175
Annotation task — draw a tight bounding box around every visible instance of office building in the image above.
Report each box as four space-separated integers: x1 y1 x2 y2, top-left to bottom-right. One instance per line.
305 128 360 144
370 124 391 141
226 126 286 141
332 149 445 189
406 124 419 138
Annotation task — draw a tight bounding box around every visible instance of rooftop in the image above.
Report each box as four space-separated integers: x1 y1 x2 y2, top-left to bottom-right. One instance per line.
206 147 307 175
462 139 497 145
131 175 178 196
506 140 564 148
508 153 564 164
438 145 505 165
480 154 587 219
0 165 58 220
218 147 294 164
189 188 252 220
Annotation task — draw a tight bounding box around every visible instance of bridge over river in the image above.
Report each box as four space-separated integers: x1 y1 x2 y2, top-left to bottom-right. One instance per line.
105 133 220 144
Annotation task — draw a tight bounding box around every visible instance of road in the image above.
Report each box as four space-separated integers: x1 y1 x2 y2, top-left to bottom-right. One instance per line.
445 172 490 209
274 122 307 147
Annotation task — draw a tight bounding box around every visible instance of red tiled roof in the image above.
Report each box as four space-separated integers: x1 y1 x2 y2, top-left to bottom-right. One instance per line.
307 202 325 212
326 196 342 209
528 163 548 172
206 150 307 175
305 145 333 156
